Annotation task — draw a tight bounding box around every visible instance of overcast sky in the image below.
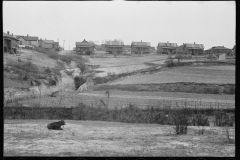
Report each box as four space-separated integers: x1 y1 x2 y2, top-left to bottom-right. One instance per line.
3 1 235 50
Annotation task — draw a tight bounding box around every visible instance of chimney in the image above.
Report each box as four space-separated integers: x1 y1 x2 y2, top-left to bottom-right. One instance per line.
12 33 13 36
7 31 9 34
27 34 29 37
194 42 195 44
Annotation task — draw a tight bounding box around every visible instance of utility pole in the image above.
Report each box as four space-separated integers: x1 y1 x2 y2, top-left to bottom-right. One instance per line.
63 40 65 50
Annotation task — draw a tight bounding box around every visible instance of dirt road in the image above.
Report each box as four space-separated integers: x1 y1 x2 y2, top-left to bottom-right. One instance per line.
4 120 235 156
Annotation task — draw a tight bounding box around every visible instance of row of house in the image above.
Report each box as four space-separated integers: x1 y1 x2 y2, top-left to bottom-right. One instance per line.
3 31 63 53
75 40 153 55
16 34 61 50
76 39 234 56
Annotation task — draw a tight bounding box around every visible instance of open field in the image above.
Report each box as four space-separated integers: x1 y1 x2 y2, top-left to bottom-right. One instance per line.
4 120 235 157
108 65 235 85
87 54 168 77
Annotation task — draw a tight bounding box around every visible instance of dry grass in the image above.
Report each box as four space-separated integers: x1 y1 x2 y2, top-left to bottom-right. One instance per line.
4 120 235 157
109 65 235 85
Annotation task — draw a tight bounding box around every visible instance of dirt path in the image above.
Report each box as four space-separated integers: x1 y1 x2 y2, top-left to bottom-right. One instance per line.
4 120 235 157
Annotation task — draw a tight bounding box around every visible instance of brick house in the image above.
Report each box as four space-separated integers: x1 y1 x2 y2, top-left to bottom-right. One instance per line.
157 42 178 54
131 41 150 54
3 31 19 53
39 39 54 49
75 39 95 55
105 40 124 54
176 42 204 55
16 34 39 46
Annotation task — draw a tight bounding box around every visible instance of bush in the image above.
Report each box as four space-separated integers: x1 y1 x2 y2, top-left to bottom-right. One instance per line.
74 76 86 90
21 61 38 73
170 107 192 134
175 54 183 62
76 61 86 73
35 46 48 54
48 52 60 60
164 56 174 67
59 55 72 64
213 110 234 127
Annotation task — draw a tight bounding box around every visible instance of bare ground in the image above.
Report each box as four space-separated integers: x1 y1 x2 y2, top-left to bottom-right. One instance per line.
4 120 235 157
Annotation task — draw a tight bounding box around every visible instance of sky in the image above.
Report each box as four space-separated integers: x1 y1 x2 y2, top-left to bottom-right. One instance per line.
3 1 235 50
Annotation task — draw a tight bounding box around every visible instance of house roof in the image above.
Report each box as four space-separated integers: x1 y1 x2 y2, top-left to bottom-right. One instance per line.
205 48 212 51
41 40 54 44
76 42 95 46
17 36 38 41
131 41 150 47
185 43 204 49
158 42 178 47
76 39 95 46
3 32 19 41
105 41 124 46
212 46 231 50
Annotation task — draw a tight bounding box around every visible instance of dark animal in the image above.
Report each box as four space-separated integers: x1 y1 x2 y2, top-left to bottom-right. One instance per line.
47 120 66 130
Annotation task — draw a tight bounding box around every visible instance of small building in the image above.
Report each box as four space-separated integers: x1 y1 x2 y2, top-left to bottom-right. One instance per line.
3 31 19 53
75 39 95 55
16 34 39 46
176 42 204 55
105 40 124 54
131 41 150 54
157 42 178 54
39 39 54 49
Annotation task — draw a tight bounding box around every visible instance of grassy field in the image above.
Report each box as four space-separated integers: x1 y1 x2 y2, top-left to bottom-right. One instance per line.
108 65 235 85
4 120 235 157
87 54 168 77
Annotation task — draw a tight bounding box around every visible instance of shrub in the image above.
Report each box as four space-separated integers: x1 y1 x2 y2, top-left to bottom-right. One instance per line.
213 110 234 127
76 61 86 73
74 76 86 90
164 56 174 67
170 107 192 134
35 46 48 54
59 55 72 64
48 52 60 60
187 54 192 59
18 61 38 73
175 54 183 62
